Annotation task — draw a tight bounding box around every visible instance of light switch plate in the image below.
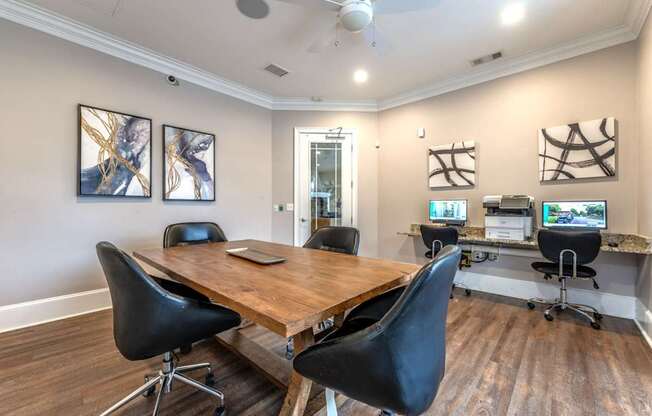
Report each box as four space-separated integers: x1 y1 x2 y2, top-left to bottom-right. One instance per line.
285 203 294 212
417 128 426 138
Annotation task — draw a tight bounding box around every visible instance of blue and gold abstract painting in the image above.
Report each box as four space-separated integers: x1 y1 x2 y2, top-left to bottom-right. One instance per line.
79 105 152 197
163 125 215 201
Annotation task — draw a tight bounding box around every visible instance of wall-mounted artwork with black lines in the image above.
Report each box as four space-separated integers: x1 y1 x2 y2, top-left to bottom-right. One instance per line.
538 117 616 182
79 105 152 197
164 125 215 201
428 141 476 188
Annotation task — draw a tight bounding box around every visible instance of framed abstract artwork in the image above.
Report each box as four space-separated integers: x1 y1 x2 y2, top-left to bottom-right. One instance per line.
163 125 215 201
78 104 152 197
539 117 616 182
428 141 476 188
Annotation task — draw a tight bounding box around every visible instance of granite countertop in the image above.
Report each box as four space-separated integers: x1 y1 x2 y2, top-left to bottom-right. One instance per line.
398 224 652 255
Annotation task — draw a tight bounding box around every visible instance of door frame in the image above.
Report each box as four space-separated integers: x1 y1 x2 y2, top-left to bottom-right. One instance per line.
293 127 359 247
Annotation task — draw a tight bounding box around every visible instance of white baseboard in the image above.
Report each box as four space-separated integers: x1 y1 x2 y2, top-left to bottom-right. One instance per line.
0 288 112 333
455 271 636 320
635 298 652 349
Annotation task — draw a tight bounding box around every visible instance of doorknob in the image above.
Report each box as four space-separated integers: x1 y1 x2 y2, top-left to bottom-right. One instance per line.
300 218 308 223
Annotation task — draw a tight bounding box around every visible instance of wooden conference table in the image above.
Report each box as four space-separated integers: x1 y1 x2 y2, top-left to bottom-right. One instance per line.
135 240 420 416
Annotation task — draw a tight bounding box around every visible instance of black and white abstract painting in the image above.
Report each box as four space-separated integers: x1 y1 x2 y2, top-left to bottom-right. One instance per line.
164 125 215 201
428 141 476 188
79 105 151 197
538 117 616 182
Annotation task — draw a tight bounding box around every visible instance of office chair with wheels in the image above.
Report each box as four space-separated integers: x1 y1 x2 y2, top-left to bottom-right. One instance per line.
294 246 462 416
303 226 360 255
527 229 603 330
96 242 241 416
420 224 470 298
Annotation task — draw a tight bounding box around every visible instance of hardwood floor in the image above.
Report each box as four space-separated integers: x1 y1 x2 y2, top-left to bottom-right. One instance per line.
0 290 650 415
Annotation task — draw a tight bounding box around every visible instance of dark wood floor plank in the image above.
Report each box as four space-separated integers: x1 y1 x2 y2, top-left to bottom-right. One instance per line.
0 291 650 415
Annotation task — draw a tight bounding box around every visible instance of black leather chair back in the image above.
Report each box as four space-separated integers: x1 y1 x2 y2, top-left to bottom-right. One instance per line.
294 246 461 415
420 225 458 256
303 226 360 255
537 229 601 265
163 222 227 248
96 242 240 361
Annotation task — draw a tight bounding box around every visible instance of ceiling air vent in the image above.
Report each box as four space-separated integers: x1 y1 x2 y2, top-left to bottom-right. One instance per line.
264 64 290 78
470 51 503 67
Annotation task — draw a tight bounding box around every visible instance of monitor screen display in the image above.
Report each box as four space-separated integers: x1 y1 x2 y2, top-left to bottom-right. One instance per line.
542 200 607 229
429 200 467 223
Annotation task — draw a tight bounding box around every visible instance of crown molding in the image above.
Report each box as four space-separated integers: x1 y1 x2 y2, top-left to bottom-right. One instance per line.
626 0 652 37
272 97 378 112
1 0 650 113
0 0 276 109
378 25 639 110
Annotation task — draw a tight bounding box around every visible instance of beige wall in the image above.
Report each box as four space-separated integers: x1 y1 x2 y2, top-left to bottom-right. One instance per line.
0 21 273 306
271 111 379 257
378 43 638 260
637 13 652 325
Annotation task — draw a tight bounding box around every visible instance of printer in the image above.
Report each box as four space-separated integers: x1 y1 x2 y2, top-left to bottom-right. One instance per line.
483 195 535 241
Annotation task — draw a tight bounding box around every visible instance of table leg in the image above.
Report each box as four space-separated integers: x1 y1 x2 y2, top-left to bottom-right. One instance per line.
333 312 346 328
279 328 315 416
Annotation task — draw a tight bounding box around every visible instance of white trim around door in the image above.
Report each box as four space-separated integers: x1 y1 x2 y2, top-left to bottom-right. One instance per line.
293 127 359 246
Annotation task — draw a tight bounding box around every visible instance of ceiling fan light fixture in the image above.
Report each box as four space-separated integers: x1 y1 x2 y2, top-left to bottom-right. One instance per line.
339 0 373 32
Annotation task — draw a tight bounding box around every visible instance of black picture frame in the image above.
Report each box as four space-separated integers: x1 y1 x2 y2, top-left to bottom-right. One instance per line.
78 104 152 198
162 124 216 202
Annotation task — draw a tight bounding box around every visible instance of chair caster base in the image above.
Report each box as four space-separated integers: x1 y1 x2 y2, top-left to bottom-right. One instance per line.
214 406 225 416
205 372 215 387
544 313 554 322
464 289 471 296
143 376 156 397
591 321 601 330
527 302 536 310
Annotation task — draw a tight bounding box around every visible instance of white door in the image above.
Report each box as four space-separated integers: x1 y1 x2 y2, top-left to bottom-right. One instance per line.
294 129 357 246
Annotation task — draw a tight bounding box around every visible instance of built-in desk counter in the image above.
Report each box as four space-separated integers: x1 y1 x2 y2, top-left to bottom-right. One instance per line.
398 224 652 255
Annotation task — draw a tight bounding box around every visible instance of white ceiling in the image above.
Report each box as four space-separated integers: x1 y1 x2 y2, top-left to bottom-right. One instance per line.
4 0 652 109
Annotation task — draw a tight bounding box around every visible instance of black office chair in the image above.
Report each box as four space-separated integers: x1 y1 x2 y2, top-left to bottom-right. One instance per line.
151 222 228 302
96 242 241 416
294 246 462 416
163 222 228 248
527 229 603 329
420 224 470 298
303 226 360 255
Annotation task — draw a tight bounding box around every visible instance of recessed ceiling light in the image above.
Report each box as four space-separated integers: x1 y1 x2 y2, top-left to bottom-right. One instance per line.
501 3 525 26
353 69 369 84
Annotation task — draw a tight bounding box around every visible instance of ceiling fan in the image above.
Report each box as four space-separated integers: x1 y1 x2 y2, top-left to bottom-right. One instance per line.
236 0 439 52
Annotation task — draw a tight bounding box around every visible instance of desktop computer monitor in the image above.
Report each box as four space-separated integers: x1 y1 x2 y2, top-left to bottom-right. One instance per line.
542 200 607 230
429 200 467 225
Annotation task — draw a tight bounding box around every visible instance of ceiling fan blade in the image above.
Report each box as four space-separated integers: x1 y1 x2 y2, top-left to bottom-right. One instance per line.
274 0 342 12
373 0 440 14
